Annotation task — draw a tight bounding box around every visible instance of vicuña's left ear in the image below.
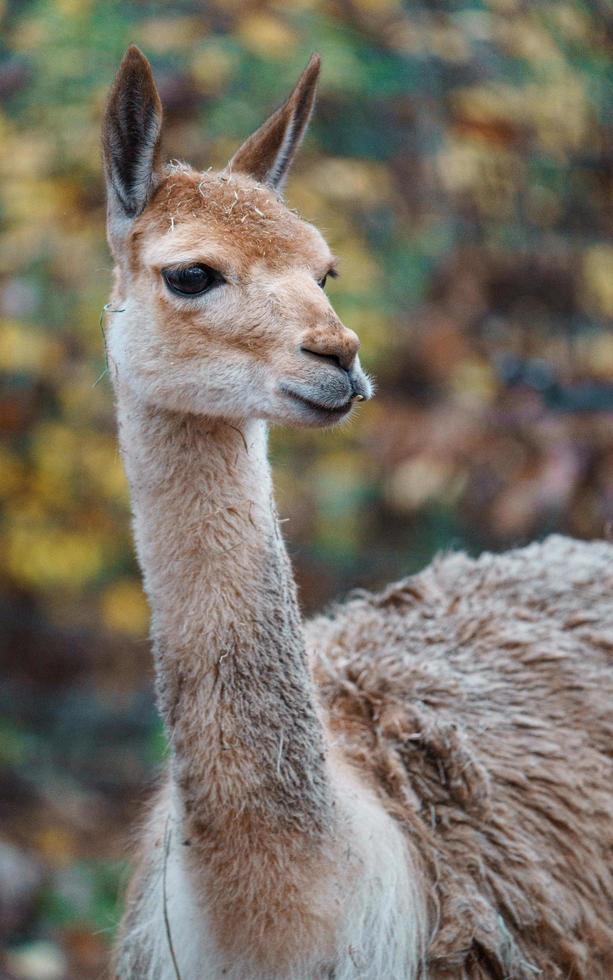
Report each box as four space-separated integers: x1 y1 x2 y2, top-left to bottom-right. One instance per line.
228 53 320 192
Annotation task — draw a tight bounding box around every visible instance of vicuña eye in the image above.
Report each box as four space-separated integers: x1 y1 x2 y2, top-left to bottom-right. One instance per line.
317 269 337 290
162 264 223 297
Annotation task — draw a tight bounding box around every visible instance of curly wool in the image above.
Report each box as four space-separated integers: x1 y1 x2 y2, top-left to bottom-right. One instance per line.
308 535 613 979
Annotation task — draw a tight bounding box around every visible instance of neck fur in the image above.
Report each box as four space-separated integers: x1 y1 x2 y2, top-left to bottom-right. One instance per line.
115 387 332 839
114 386 428 977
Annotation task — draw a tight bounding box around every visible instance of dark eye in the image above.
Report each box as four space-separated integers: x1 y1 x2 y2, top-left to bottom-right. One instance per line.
162 264 223 297
317 269 337 290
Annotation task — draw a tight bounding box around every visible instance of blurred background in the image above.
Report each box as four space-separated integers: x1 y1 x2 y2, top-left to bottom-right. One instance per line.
0 0 611 976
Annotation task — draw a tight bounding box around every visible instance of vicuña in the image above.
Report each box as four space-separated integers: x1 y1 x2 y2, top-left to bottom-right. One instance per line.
103 46 613 980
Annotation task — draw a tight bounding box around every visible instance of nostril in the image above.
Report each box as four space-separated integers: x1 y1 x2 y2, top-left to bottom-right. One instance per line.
300 346 346 371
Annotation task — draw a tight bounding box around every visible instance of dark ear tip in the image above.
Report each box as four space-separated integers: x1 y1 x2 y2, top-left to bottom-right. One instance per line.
119 44 152 73
124 43 147 60
304 52 321 78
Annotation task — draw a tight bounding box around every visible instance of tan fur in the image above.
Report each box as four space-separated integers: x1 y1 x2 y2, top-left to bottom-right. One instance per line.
311 536 613 977
103 48 613 979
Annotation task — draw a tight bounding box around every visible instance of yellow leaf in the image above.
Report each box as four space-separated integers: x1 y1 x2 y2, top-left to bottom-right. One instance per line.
35 826 75 865
449 358 497 406
307 158 391 203
79 435 128 502
54 0 92 15
351 0 402 12
6 522 104 590
191 44 236 94
10 17 45 52
0 446 23 498
582 245 613 318
137 16 206 52
238 13 297 58
101 579 150 636
0 320 62 374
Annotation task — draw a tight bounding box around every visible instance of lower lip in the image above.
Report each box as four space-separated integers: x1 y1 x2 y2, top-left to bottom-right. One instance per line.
285 391 353 417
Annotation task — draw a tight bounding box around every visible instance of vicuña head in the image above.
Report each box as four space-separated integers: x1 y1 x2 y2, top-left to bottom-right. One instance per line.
102 45 372 425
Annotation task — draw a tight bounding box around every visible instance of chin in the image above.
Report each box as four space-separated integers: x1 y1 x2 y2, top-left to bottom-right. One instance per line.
293 404 356 429
266 397 357 429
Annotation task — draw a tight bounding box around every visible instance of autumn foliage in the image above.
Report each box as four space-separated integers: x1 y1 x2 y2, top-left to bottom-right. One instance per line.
0 1 611 977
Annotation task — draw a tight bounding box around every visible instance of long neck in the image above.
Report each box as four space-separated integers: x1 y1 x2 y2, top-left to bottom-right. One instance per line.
116 388 333 840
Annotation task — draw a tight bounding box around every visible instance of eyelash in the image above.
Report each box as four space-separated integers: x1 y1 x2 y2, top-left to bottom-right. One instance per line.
318 270 338 290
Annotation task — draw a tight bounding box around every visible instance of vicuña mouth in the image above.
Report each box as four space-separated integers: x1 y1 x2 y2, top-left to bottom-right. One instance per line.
281 386 353 416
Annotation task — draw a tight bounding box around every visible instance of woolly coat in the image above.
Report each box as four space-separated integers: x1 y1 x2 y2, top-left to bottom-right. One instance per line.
308 535 613 979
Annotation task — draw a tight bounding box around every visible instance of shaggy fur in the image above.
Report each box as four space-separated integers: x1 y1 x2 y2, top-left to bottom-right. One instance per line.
103 48 613 980
310 535 613 978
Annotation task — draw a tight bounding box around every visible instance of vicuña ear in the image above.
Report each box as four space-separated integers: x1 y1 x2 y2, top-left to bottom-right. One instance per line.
102 45 163 227
228 53 320 191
